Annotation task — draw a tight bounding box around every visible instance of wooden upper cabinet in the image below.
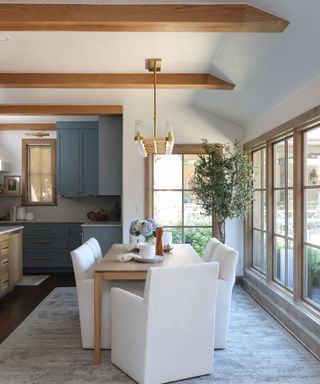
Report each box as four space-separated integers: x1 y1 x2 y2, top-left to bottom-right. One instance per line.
22 139 57 206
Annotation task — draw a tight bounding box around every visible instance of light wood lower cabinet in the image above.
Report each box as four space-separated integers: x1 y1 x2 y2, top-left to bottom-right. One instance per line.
0 230 23 298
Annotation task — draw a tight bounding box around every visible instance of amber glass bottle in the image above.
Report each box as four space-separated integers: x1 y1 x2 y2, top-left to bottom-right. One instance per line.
156 227 164 256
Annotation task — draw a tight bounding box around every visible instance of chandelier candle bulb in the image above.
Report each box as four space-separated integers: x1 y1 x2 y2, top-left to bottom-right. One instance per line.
134 58 175 156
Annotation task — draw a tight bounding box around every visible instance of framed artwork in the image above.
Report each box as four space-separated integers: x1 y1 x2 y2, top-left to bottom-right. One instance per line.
4 175 21 194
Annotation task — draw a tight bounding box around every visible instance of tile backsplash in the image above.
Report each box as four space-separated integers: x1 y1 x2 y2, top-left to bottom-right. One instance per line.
0 195 121 222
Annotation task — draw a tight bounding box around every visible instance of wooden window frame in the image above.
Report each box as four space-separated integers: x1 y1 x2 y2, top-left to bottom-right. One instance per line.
22 138 57 206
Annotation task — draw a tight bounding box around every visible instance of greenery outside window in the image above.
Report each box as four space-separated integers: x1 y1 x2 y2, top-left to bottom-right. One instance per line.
22 139 57 206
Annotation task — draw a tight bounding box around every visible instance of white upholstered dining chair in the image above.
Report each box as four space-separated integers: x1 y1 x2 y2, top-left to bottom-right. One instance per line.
71 243 144 349
85 237 103 261
111 262 219 384
204 237 238 349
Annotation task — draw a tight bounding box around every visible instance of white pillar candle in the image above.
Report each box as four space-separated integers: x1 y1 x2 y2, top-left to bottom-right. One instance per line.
162 231 173 247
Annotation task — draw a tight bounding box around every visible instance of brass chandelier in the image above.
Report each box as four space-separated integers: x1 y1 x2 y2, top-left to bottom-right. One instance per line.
134 58 174 157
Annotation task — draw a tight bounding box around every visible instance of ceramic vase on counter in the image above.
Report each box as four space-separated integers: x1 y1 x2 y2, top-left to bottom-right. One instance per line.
9 206 17 221
16 207 26 221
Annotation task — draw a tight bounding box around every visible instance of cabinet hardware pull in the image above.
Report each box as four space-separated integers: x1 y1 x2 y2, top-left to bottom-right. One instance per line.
31 257 51 260
31 241 51 244
32 228 50 231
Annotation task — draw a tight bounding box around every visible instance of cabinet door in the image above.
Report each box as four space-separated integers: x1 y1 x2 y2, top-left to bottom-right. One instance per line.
9 230 23 288
99 116 122 195
58 129 80 195
82 226 122 255
81 129 98 195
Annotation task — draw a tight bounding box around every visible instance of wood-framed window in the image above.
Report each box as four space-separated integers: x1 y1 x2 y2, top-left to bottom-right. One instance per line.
252 147 267 274
22 139 57 206
145 144 218 256
245 105 320 312
303 125 320 308
273 137 294 290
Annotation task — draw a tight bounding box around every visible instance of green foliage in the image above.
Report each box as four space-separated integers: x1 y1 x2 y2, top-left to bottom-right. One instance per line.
192 139 254 242
184 227 212 256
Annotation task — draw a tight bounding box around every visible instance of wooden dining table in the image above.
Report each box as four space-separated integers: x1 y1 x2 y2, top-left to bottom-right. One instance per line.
93 243 202 364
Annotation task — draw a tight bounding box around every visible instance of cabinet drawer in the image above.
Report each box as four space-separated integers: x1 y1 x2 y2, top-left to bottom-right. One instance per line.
0 239 9 256
0 234 10 242
23 224 69 237
24 249 70 268
0 270 9 293
24 236 68 249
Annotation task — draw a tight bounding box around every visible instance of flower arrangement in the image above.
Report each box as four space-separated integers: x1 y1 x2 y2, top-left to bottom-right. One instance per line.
130 218 158 243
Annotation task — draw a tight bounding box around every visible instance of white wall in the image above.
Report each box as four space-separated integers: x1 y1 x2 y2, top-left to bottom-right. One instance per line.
245 77 320 142
122 104 245 274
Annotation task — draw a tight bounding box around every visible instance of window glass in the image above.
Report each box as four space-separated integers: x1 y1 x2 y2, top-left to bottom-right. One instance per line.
304 127 320 187
29 146 53 203
305 246 320 305
304 189 320 247
153 152 212 256
154 191 182 226
275 236 286 285
184 227 212 256
303 126 320 308
274 190 286 236
184 192 211 226
22 139 56 206
274 141 286 188
183 155 198 190
252 148 267 275
273 138 294 291
154 154 182 189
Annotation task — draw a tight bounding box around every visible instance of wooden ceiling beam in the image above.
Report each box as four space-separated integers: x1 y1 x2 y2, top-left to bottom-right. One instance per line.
0 123 56 130
0 73 235 90
0 4 289 32
0 105 122 115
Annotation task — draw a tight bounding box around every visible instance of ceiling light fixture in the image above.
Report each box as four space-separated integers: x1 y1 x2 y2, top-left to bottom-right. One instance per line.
134 58 174 157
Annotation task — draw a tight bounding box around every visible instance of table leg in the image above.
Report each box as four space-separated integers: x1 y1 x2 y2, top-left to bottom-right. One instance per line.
94 272 102 364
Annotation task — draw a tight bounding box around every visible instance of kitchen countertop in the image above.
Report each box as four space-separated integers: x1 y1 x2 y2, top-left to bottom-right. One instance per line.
0 220 122 227
0 226 24 234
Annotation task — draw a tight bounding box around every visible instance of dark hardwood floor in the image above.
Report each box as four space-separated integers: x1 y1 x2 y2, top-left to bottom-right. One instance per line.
0 274 75 343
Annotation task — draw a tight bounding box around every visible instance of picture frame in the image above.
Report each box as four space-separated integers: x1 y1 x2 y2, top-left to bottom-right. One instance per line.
3 175 21 195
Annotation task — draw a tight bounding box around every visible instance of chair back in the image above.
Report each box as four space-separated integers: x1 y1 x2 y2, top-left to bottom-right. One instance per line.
71 243 96 282
143 262 219 356
85 237 103 261
207 239 238 282
203 237 223 262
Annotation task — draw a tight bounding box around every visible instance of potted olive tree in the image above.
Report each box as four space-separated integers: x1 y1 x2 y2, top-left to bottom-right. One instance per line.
192 140 254 243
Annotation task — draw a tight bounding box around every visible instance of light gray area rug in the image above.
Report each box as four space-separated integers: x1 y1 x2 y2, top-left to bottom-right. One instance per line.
0 287 319 384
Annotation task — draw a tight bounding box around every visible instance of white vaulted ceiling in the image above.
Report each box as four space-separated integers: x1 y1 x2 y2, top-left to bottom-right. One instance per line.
0 0 320 127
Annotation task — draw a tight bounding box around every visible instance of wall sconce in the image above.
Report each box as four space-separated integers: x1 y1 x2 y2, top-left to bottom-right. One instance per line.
310 168 319 185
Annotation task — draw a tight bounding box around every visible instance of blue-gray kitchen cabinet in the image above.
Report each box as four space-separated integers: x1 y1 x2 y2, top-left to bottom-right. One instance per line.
82 225 122 255
57 121 98 196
